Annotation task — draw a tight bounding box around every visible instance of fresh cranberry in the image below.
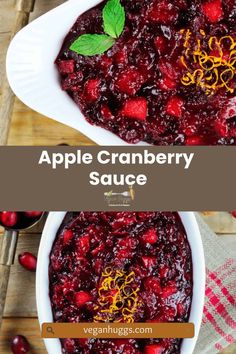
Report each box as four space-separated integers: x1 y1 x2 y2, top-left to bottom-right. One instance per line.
24 211 43 218
145 345 164 354
114 67 145 95
159 77 176 91
11 335 30 354
1 212 18 227
18 252 37 272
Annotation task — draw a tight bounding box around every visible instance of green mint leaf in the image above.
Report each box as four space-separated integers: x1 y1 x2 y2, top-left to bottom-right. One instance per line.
70 34 115 56
103 0 125 39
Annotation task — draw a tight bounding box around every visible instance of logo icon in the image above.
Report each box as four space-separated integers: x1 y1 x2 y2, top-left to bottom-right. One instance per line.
104 186 135 206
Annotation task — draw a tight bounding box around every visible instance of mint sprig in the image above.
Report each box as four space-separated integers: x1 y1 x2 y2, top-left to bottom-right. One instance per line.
103 0 125 39
70 0 125 56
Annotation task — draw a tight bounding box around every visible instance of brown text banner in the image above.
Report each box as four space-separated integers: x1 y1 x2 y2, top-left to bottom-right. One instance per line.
0 146 235 210
42 322 195 339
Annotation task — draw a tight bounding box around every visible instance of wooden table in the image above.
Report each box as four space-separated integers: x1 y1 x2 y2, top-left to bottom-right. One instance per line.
0 212 236 353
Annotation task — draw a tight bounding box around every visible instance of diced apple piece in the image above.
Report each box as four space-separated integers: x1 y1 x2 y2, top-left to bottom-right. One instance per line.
115 68 145 95
159 77 176 90
148 0 178 24
58 60 75 74
142 229 158 244
145 344 164 354
84 79 101 102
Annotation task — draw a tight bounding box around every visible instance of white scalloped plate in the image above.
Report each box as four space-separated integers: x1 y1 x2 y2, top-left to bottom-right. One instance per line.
6 0 147 146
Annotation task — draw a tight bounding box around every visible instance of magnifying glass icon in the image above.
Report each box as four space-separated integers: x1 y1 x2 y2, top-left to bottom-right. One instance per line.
47 326 55 335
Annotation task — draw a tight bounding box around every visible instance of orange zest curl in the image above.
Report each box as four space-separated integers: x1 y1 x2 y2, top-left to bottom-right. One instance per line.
94 268 140 323
180 29 236 95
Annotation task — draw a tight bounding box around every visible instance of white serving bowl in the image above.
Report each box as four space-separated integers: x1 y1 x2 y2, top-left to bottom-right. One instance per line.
6 0 147 146
36 211 205 354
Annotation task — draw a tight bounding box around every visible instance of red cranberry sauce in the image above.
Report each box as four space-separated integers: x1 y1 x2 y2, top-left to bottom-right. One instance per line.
49 212 193 354
55 0 236 145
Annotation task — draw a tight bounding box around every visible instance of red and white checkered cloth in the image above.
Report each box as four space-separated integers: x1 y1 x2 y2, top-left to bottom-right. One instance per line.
194 214 236 354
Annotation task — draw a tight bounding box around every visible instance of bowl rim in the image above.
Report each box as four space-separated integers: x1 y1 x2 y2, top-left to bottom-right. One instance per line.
36 211 205 354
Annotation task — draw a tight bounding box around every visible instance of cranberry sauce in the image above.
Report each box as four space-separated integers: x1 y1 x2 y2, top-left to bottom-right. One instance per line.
55 0 236 145
49 212 193 354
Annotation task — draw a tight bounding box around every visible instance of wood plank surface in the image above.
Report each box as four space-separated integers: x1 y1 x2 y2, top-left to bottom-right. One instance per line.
0 0 39 145
7 98 94 146
3 233 40 318
0 0 18 145
30 0 65 20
